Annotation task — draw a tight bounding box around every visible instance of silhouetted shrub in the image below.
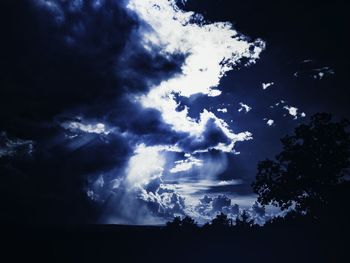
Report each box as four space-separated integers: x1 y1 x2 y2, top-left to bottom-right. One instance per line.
165 216 198 230
210 212 232 228
252 113 350 218
235 210 255 228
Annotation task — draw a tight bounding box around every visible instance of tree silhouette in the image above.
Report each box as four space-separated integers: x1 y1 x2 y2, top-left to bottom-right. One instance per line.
166 216 198 230
210 212 232 228
181 216 198 229
235 210 254 228
252 113 350 217
166 216 182 229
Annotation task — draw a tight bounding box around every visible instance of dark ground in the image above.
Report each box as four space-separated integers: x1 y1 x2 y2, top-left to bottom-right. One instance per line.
1 224 348 263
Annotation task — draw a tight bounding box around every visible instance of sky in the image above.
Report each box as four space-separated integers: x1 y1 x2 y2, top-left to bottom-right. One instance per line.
0 0 349 225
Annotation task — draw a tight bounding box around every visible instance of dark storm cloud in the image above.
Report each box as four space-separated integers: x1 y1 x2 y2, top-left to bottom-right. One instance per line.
105 102 183 147
212 195 231 212
0 132 34 158
0 1 147 223
177 118 232 153
252 201 265 217
1 1 133 130
0 0 197 224
196 194 240 218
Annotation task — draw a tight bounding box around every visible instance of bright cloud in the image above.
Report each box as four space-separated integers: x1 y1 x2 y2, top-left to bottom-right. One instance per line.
262 82 274 90
104 0 264 223
125 144 180 188
170 155 203 173
128 0 264 151
62 121 110 135
238 102 252 113
266 119 275 126
217 108 228 113
283 106 298 119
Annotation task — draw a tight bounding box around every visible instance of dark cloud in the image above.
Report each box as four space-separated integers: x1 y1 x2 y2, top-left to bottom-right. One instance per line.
0 132 34 159
200 195 213 205
252 201 265 218
212 195 231 212
178 118 232 153
0 1 134 131
0 0 187 224
196 194 240 219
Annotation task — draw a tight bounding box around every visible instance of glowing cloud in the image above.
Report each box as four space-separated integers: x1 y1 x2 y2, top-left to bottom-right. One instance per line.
170 155 203 173
127 0 264 152
125 144 180 188
217 108 228 113
62 121 110 135
238 102 252 113
266 119 275 126
262 82 274 90
283 106 298 119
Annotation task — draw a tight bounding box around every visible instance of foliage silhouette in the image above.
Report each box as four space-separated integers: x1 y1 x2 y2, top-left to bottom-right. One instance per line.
235 210 255 228
181 216 198 229
252 113 350 218
166 216 198 230
166 216 182 229
204 212 233 229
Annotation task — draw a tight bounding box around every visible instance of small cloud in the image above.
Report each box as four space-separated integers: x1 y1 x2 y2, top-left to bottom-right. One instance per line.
0 131 34 158
217 179 241 186
301 59 313 63
312 67 335 80
238 103 252 113
251 201 265 217
282 106 306 120
262 82 274 90
86 189 99 201
266 119 275 127
212 195 231 212
208 89 222 97
217 108 228 113
294 65 335 80
62 121 111 135
283 106 298 119
170 155 203 174
200 195 213 204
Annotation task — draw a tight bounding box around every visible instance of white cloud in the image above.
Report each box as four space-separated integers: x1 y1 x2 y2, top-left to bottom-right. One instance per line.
302 59 313 63
164 179 241 198
266 119 275 126
294 66 335 80
283 106 298 119
262 82 274 90
217 179 242 186
312 67 335 80
238 102 252 113
208 89 222 97
128 0 264 152
170 155 203 173
217 108 228 113
62 121 110 135
125 144 180 188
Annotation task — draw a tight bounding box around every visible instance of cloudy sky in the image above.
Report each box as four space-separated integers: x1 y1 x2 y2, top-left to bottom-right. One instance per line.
0 0 348 225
